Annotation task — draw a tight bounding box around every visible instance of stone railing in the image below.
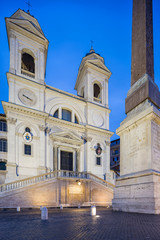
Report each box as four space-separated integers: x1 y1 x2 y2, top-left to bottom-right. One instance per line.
21 69 35 78
0 170 115 194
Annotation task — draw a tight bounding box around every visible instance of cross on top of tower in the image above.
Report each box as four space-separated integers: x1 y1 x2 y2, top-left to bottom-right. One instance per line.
25 0 32 13
90 40 94 50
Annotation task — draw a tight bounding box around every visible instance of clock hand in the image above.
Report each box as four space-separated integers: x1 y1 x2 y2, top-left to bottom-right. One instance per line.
23 94 33 101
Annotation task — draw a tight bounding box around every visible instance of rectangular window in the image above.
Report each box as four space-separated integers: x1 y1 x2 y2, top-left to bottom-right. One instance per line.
0 139 7 152
62 109 71 122
0 162 6 170
96 157 101 165
24 144 31 155
0 121 7 132
112 149 119 155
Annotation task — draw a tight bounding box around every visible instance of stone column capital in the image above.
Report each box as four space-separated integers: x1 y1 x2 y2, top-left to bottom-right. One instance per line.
7 117 17 124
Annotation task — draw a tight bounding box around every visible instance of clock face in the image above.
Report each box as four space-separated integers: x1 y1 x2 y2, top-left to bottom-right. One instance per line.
18 88 37 106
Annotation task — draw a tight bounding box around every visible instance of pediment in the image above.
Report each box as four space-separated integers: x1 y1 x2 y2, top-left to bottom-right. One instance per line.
50 129 83 144
6 9 46 40
11 9 42 33
87 59 111 73
8 18 45 38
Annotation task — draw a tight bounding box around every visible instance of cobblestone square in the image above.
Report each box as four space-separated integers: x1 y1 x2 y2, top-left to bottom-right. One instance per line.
0 207 160 240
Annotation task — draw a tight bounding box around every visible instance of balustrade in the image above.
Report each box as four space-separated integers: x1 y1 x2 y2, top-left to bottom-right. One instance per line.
0 170 114 194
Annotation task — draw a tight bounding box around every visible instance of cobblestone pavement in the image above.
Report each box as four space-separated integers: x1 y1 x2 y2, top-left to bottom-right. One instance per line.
0 207 160 240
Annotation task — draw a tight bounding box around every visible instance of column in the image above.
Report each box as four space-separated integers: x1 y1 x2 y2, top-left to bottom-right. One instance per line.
7 117 17 180
40 48 45 83
53 145 58 171
76 149 80 172
73 150 76 171
9 33 16 74
39 125 45 168
57 147 61 170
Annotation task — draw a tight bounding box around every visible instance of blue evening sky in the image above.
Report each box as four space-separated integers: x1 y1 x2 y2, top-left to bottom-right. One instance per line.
0 0 160 140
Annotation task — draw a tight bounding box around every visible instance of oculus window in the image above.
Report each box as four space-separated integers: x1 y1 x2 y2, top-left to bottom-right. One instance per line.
25 127 31 133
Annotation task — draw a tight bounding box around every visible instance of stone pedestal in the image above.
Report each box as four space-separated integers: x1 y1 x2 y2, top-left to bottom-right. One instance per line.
112 104 160 214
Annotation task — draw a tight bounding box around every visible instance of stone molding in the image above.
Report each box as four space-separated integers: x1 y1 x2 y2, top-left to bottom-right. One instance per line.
7 117 17 124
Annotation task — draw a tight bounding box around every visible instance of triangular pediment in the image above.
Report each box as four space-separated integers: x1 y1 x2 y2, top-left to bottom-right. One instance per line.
11 9 43 34
87 59 111 73
6 9 47 40
8 19 45 38
50 129 83 144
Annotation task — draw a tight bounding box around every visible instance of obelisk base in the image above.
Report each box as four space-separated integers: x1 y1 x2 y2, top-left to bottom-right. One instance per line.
112 172 160 214
112 104 160 214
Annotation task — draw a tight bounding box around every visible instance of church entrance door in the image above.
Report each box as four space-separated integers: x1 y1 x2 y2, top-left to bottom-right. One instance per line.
60 151 73 171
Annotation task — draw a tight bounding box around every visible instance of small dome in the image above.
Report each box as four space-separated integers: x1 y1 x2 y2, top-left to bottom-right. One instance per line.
85 47 100 57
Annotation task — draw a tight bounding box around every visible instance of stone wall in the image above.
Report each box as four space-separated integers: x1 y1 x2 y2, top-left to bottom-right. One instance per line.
0 178 113 208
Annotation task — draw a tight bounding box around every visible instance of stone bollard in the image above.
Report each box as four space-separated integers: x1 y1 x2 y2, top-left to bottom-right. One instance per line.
41 207 48 220
90 205 96 216
17 206 20 212
78 204 81 209
60 204 63 210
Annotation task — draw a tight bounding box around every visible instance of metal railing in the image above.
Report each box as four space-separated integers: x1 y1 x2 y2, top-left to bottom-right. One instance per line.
0 170 115 193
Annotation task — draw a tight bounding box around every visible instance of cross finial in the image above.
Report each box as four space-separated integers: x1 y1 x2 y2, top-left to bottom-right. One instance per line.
25 0 32 13
90 40 94 49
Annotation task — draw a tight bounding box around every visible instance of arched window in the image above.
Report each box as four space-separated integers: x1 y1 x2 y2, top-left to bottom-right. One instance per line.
62 109 71 122
75 115 79 124
21 52 35 78
25 127 31 133
93 83 102 103
53 109 58 118
0 160 7 170
0 120 7 132
0 139 7 152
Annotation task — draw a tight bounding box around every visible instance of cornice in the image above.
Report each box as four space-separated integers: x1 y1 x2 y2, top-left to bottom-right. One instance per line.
46 85 110 111
2 101 48 119
116 105 159 136
48 116 85 130
86 124 114 136
7 72 46 90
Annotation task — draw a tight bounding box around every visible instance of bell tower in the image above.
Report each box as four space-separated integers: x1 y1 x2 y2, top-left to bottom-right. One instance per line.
5 9 48 85
75 48 111 108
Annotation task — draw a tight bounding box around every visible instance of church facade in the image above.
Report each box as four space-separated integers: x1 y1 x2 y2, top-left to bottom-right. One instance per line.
0 9 113 184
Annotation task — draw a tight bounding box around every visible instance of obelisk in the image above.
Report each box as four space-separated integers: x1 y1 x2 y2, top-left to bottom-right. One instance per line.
112 0 160 214
125 0 160 114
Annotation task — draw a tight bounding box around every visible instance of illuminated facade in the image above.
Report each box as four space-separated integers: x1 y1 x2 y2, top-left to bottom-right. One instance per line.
0 9 113 184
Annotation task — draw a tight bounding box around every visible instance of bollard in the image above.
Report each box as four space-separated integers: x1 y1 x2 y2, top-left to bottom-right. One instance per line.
60 204 63 210
90 205 96 216
17 206 20 212
41 207 48 220
78 204 81 209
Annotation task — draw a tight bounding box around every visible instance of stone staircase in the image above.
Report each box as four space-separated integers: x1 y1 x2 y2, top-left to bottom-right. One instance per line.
0 170 115 194
0 170 115 208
